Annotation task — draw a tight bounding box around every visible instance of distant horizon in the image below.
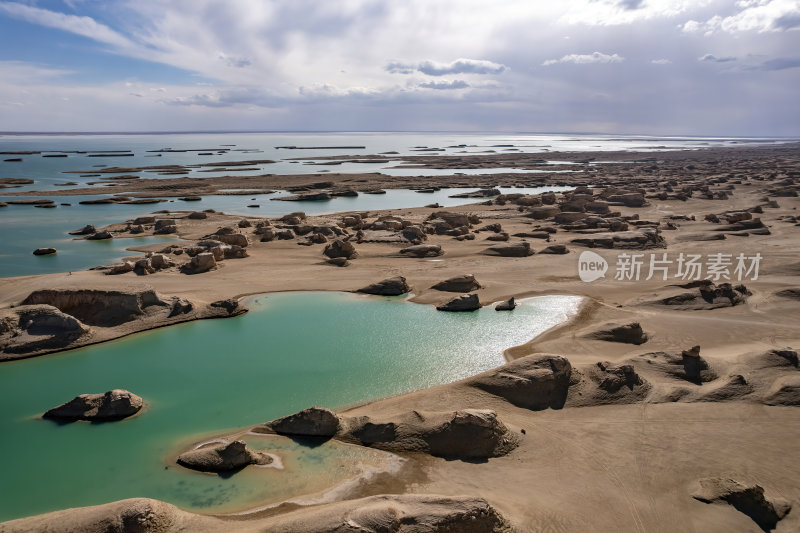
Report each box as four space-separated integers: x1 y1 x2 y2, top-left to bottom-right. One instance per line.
1 130 798 140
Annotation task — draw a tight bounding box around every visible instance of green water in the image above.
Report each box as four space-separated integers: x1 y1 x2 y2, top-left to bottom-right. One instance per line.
0 291 581 522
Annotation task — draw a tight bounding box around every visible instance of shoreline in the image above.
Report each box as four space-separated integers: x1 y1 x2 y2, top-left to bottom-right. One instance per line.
2 142 800 532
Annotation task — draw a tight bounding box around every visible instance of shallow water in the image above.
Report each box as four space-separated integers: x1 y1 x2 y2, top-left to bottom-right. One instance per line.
0 185 572 278
0 291 582 521
0 132 787 193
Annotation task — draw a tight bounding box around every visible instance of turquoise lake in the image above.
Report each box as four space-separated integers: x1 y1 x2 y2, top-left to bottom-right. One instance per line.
0 291 582 521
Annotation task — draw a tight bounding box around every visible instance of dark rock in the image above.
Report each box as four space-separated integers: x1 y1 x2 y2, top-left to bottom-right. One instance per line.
495 297 516 311
323 239 357 259
43 389 143 421
639 346 717 384
177 440 270 473
572 228 665 249
210 298 242 315
468 354 571 410
267 406 340 437
86 230 113 240
692 477 791 531
436 294 481 312
483 241 534 257
186 252 216 273
431 274 481 293
357 276 411 296
775 288 800 300
399 244 443 258
32 248 57 256
586 322 648 345
68 224 96 235
327 257 349 267
216 233 249 247
595 361 644 392
342 409 518 459
539 244 568 254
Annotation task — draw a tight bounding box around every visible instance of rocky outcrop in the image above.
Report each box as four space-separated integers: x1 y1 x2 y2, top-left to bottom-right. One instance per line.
0 304 89 356
585 322 648 345
539 244 568 254
86 230 113 240
762 375 800 405
185 252 216 274
263 406 340 437
495 297 516 311
259 407 518 459
646 281 749 310
323 239 357 260
431 274 481 292
467 354 572 410
436 294 481 312
638 346 717 384
210 298 245 315
340 409 518 458
43 389 143 421
32 248 56 256
572 228 665 249
692 477 791 531
216 233 249 247
483 241 534 257
68 224 96 235
177 440 271 473
357 276 411 296
399 244 443 258
21 288 169 327
775 288 800 300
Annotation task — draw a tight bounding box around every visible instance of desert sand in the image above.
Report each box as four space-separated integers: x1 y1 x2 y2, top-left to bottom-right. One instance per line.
1 143 799 532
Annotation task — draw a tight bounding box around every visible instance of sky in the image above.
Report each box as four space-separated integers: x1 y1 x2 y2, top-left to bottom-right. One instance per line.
0 0 798 135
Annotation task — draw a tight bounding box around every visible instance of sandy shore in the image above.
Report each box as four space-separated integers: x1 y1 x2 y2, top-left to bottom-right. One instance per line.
1 143 799 532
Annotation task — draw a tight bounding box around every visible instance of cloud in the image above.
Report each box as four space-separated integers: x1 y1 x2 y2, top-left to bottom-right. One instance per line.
682 0 800 34
542 51 625 65
651 58 672 64
616 0 646 9
698 54 737 62
757 56 800 70
386 58 507 76
0 60 72 83
0 1 134 49
218 53 251 68
561 0 696 26
418 79 470 90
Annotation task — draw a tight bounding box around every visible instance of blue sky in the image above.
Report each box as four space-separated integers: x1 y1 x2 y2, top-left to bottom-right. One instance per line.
0 0 798 135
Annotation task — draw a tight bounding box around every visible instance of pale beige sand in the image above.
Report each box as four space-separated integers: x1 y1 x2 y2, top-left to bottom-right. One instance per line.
1 143 799 532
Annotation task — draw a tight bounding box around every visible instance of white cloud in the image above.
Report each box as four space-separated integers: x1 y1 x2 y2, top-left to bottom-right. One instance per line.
542 51 625 65
560 0 703 26
387 58 507 76
418 79 470 90
651 58 673 64
682 0 800 34
0 1 134 49
698 53 737 62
